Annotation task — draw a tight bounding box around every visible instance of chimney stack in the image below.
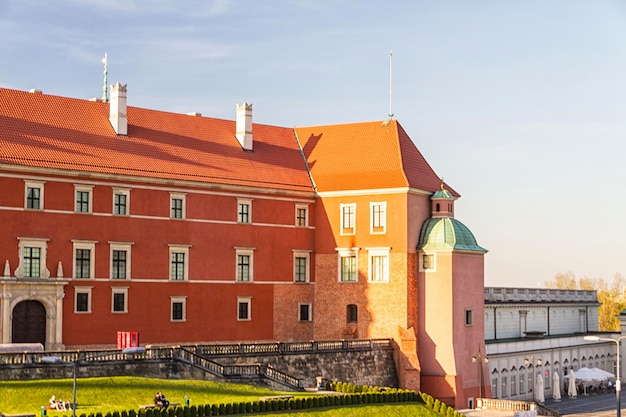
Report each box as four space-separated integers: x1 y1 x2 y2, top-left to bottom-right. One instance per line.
109 83 128 136
236 103 253 151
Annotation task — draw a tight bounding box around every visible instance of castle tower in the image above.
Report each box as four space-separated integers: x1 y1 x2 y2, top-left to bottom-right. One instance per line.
417 185 489 408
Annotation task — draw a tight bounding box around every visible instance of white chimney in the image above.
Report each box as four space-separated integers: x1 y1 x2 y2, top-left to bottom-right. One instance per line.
109 83 128 136
236 103 253 151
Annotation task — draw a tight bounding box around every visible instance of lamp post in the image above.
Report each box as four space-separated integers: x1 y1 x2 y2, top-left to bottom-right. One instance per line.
584 335 626 417
524 356 542 404
472 349 488 399
40 347 146 417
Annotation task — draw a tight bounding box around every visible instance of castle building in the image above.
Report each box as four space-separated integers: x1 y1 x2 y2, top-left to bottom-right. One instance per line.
483 287 618 402
0 84 488 408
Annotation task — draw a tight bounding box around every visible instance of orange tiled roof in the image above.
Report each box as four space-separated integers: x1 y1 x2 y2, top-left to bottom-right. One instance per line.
295 120 458 195
0 88 314 193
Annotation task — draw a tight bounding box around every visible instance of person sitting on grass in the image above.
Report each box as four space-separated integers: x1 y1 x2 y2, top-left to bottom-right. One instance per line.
154 391 170 409
49 395 67 411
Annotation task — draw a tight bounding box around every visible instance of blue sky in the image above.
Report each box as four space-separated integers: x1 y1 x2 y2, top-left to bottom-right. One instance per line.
1 0 625 288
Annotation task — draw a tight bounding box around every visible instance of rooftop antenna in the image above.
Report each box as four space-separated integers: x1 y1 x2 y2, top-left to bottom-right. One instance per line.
382 50 394 126
101 53 109 102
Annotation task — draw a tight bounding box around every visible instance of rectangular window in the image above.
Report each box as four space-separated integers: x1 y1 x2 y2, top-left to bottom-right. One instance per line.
16 238 49 279
237 255 250 281
113 189 130 215
421 253 436 271
25 181 44 210
370 202 386 234
24 247 41 278
293 251 311 283
340 203 356 235
299 304 311 322
237 297 251 321
171 296 187 321
237 199 252 223
465 309 473 326
112 250 127 279
235 248 254 282
75 288 92 313
295 204 308 227
171 252 185 280
368 248 390 282
75 185 93 213
169 245 190 281
73 240 96 279
112 288 128 313
295 257 307 282
171 197 184 219
340 255 357 282
370 255 387 282
75 249 91 279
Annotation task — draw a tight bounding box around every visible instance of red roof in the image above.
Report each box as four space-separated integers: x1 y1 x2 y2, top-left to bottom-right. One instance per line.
0 88 314 193
295 120 457 195
0 88 456 197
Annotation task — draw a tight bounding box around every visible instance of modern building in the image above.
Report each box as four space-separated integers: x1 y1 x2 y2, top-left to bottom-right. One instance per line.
0 84 489 408
484 287 619 401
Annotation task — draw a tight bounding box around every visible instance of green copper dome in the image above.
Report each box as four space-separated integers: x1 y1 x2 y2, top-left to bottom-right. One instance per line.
418 217 487 252
432 188 455 200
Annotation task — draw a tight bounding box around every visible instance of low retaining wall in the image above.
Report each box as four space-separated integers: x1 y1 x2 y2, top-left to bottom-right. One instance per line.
0 339 398 390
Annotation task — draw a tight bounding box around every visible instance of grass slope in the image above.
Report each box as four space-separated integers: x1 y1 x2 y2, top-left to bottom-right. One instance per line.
0 377 437 416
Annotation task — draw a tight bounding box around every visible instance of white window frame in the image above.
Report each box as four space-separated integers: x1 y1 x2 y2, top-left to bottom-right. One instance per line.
295 204 309 227
419 252 437 272
110 242 133 280
72 240 97 279
112 188 130 216
336 248 359 283
299 303 312 322
24 180 45 210
367 247 390 283
15 237 50 278
169 244 191 281
237 296 252 321
74 286 93 314
292 250 311 283
370 201 387 234
170 193 186 219
111 286 129 313
235 247 255 282
237 198 252 223
74 184 94 213
340 203 356 235
170 296 187 322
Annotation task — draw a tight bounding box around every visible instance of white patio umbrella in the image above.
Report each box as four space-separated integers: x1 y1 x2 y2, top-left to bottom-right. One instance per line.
536 373 545 403
568 370 577 398
553 372 561 400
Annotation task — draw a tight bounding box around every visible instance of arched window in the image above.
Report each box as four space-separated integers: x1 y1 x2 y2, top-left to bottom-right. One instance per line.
491 369 499 399
347 304 358 323
436 203 440 212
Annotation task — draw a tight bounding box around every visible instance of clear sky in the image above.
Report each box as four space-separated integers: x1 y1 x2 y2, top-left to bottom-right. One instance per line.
1 0 625 288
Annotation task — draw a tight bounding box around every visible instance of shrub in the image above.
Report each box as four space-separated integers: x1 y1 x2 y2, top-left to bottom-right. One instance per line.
211 405 218 416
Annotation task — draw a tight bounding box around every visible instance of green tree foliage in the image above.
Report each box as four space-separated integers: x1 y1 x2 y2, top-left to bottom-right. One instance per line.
545 272 626 331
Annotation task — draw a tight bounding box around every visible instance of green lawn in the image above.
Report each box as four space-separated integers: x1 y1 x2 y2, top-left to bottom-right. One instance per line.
0 377 438 416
